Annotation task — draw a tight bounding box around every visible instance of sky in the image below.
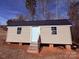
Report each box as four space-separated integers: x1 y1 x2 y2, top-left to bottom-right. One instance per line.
0 0 27 25
0 0 78 25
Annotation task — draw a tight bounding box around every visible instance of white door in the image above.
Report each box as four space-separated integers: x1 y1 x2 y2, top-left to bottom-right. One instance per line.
31 26 40 43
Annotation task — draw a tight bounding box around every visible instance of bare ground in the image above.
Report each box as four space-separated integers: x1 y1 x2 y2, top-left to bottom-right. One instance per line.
0 28 79 59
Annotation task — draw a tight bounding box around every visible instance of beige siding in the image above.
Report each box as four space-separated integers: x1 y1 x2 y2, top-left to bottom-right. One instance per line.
40 25 72 44
6 26 31 43
6 25 72 44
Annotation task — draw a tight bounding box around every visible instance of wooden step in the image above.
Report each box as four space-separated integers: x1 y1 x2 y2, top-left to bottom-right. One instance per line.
27 47 39 53
27 49 39 53
27 43 39 53
27 47 38 51
29 44 38 47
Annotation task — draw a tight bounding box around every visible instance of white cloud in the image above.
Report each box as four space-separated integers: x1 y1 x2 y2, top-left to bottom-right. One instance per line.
0 16 7 25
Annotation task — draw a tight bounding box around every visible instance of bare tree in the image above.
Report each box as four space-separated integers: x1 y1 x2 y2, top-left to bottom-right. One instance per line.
15 14 26 21
69 1 79 44
40 0 49 20
7 15 27 25
25 0 37 21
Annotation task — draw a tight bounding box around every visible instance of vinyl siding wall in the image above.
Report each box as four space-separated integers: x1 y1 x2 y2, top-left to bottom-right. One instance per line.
6 26 32 43
6 25 72 44
40 25 72 44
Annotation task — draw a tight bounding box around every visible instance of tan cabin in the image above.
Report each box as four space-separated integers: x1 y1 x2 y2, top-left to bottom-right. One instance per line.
6 19 72 53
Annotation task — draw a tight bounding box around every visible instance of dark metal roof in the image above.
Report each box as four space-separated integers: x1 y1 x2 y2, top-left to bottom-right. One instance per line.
7 19 72 26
